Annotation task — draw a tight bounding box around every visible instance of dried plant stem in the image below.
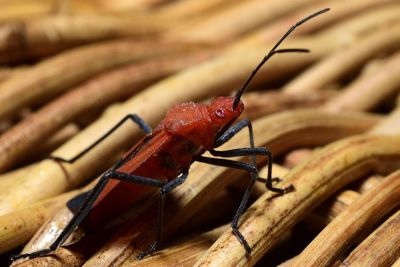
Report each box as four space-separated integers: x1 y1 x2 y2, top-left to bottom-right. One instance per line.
241 90 334 120
257 166 381 222
283 149 313 168
318 4 400 45
0 189 79 254
165 0 318 43
323 51 400 112
0 0 55 23
292 170 400 266
340 210 400 267
155 0 232 19
283 25 400 93
0 8 183 50
102 175 376 266
0 68 13 83
122 225 229 267
304 190 360 230
392 257 400 267
256 165 381 227
0 164 37 195
37 123 80 155
194 135 400 266
0 51 214 172
94 0 172 11
0 39 204 119
284 105 400 169
13 247 87 267
242 0 397 46
370 107 400 135
0 14 168 56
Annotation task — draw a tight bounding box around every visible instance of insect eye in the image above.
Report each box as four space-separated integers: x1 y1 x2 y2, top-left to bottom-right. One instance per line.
215 108 225 119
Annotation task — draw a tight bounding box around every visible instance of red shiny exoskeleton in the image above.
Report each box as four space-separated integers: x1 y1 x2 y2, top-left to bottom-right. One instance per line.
12 8 329 261
89 97 244 225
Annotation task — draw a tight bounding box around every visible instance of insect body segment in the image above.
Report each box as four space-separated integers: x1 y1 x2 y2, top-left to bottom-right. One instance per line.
158 96 244 150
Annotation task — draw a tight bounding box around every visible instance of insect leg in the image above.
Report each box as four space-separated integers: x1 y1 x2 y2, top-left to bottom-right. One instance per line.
50 114 152 163
210 147 293 193
214 118 252 148
195 155 292 255
11 170 166 261
215 119 291 191
194 156 259 254
137 170 189 259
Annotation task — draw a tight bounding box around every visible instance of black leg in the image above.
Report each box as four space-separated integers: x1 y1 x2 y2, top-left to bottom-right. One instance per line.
214 119 252 148
214 119 293 192
199 120 293 255
11 169 168 261
194 155 257 254
210 147 293 193
49 114 152 163
136 170 189 260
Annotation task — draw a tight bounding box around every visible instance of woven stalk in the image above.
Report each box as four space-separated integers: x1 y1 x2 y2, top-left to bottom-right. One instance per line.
1 2 399 266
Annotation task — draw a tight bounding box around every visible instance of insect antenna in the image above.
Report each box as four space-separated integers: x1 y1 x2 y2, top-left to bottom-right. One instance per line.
232 8 330 110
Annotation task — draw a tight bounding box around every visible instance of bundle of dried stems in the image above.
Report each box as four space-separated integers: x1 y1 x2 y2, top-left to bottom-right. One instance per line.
0 1 399 266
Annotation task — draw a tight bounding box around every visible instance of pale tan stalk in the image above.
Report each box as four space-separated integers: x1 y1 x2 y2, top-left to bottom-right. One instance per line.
283 149 313 168
340 210 400 267
13 247 86 267
392 257 400 267
281 86 400 267
194 135 400 266
155 0 232 19
0 14 168 52
0 0 55 23
241 90 334 120
284 105 400 168
37 123 80 154
255 167 381 227
0 189 79 254
292 170 400 266
241 0 397 47
0 68 12 83
283 25 400 93
318 4 400 45
323 51 400 112
304 190 360 229
370 107 400 135
352 175 383 193
0 38 205 118
165 0 318 43
93 0 172 11
115 174 374 266
0 164 37 195
122 225 229 267
0 51 214 172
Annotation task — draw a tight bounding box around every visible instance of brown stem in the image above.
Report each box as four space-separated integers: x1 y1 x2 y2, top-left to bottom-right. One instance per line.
194 135 400 266
283 25 400 93
165 0 319 43
323 51 400 112
292 170 400 266
340 210 400 267
0 50 215 172
0 39 206 118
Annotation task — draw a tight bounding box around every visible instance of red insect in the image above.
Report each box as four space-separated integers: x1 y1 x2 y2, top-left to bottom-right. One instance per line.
12 8 329 261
